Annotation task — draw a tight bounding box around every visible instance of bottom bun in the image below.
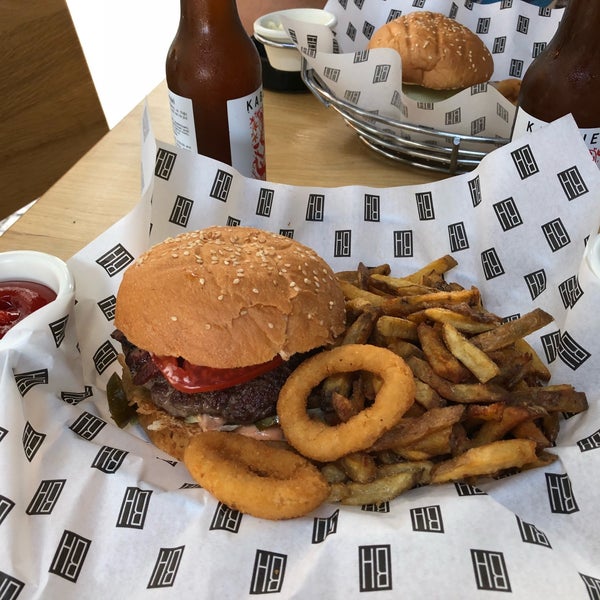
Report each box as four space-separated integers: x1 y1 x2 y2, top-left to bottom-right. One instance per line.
402 84 458 103
120 357 201 461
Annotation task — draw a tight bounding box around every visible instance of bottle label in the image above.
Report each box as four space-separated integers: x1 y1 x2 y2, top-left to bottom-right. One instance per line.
168 91 197 153
168 87 266 180
227 87 266 180
512 107 600 167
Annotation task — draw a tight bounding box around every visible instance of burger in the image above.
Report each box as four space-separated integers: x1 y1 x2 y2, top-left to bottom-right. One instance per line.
110 226 346 460
367 11 494 103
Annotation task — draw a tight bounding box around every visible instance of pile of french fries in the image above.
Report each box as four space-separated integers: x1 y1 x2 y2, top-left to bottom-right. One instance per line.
319 256 588 506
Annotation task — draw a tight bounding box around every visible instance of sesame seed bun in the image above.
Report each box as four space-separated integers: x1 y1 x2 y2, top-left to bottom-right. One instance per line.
114 226 346 368
367 11 493 90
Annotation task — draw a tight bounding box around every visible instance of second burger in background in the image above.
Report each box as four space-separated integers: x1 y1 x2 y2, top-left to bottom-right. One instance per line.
110 226 346 460
367 11 494 103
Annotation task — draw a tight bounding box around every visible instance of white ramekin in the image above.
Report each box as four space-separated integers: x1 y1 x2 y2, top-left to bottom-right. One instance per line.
0 250 74 298
253 9 337 72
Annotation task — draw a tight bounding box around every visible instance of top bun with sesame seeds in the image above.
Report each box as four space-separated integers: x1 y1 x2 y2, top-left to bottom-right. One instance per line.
367 11 493 90
115 226 346 369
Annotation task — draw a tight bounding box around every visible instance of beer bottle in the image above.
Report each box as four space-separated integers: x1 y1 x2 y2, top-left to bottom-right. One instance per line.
166 0 266 179
512 0 600 167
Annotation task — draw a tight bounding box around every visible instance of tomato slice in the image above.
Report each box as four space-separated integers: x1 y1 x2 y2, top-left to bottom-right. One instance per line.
151 353 284 393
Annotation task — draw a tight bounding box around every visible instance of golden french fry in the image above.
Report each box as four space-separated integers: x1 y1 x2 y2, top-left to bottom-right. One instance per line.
321 462 347 484
414 379 445 410
334 271 358 283
450 423 471 456
520 450 558 471
412 307 498 333
337 452 378 483
418 322 471 383
369 273 438 297
512 338 552 382
321 373 353 409
343 306 380 345
540 412 560 444
374 315 419 343
404 255 458 284
403 405 427 419
370 405 465 452
339 470 422 506
487 346 534 388
470 308 554 352
386 338 426 361
383 289 482 318
371 264 392 276
338 280 388 306
465 402 506 423
372 450 400 465
430 439 538 484
344 297 377 322
471 406 536 446
441 322 500 383
403 423 469 459
510 384 588 413
392 448 434 461
331 391 360 423
408 357 509 403
356 262 372 290
328 482 351 503
336 263 391 285
377 460 434 481
401 426 455 458
446 384 510 404
511 420 552 451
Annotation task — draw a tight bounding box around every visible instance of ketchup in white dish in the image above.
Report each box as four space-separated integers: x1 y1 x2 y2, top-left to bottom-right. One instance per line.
0 280 57 339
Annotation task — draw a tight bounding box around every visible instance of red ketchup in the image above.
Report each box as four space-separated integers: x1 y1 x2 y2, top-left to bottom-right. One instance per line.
0 280 57 339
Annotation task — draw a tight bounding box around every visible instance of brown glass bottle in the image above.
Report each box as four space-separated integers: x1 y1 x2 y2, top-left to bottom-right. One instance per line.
166 0 266 179
512 0 600 166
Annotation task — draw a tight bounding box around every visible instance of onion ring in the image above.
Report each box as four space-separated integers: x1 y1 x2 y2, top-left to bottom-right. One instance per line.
183 431 330 520
277 344 416 462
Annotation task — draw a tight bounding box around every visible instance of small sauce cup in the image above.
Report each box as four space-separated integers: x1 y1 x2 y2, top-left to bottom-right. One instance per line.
0 250 75 340
253 8 337 73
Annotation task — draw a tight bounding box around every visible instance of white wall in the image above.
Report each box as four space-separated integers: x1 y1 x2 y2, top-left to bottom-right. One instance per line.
66 0 179 128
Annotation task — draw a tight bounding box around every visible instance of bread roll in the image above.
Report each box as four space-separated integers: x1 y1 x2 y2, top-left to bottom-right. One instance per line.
368 11 493 90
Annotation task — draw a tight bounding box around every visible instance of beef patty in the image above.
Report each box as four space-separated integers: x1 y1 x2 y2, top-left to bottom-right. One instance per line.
111 330 297 425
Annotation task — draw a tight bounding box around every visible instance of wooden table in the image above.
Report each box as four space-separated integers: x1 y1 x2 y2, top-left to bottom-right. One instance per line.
0 81 445 261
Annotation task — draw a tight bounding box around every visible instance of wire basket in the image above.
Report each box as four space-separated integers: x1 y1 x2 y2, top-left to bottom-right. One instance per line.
301 61 510 175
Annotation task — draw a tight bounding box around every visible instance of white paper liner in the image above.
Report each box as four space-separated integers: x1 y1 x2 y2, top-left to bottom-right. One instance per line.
1 111 600 598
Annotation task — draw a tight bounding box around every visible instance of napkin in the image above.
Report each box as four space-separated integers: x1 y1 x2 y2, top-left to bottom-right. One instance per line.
1 110 600 598
284 0 563 147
